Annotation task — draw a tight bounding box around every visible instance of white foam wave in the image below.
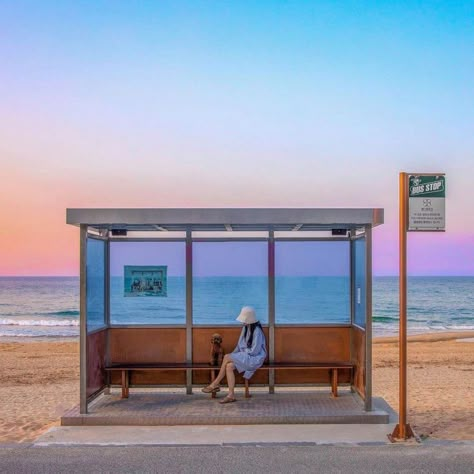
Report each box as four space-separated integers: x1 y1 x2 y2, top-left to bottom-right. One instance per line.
0 318 79 327
0 332 78 338
373 322 474 337
440 325 474 331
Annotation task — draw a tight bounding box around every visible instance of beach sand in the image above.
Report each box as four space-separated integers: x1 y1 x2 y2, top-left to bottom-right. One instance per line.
0 340 79 443
0 332 473 443
372 331 474 440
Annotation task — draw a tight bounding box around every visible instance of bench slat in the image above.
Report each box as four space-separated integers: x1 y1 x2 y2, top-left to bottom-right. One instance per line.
106 364 218 371
105 363 354 400
105 362 353 371
258 363 353 369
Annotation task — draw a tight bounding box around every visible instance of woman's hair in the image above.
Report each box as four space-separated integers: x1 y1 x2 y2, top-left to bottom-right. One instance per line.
244 321 262 348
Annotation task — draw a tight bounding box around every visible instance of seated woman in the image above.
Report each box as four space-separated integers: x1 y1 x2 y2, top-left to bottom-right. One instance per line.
202 306 267 404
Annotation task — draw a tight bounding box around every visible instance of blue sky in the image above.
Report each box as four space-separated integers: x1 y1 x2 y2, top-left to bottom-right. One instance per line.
0 1 473 275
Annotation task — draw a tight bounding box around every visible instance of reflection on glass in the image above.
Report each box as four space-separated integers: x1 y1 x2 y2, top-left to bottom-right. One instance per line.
193 242 268 324
86 238 105 331
275 241 350 324
354 238 366 328
110 242 186 324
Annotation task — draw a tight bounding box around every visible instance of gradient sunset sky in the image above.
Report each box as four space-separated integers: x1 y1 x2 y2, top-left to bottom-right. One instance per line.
1 1 473 276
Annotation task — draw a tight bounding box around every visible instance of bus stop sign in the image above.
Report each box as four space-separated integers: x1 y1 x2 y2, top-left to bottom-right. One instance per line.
408 175 445 231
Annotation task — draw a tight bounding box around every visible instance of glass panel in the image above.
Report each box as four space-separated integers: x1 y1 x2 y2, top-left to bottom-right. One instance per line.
275 241 350 324
86 238 105 331
110 242 186 324
354 238 366 328
193 242 268 324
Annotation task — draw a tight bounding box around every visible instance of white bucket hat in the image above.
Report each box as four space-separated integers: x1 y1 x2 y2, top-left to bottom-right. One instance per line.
236 306 257 324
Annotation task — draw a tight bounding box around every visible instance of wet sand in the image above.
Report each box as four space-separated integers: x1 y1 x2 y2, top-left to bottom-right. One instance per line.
0 331 473 442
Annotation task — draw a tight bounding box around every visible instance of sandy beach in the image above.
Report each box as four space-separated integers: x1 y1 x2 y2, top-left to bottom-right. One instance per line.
0 332 473 443
0 340 79 443
372 331 474 440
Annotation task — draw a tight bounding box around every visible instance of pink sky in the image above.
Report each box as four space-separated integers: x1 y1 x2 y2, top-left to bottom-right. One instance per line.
1 2 473 276
0 165 472 276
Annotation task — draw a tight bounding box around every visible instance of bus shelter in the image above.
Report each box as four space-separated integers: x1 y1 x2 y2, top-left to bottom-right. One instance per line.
66 208 383 419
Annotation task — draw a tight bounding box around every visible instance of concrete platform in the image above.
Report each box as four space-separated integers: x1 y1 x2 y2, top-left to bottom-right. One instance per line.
61 389 390 426
35 422 398 447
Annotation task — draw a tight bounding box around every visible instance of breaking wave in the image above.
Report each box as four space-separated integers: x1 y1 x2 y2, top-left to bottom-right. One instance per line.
43 310 79 317
0 318 79 327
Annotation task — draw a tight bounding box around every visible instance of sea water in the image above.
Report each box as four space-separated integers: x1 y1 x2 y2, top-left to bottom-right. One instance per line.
0 276 473 338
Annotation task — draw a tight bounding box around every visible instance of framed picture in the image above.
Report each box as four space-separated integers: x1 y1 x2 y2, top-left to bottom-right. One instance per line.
124 265 168 297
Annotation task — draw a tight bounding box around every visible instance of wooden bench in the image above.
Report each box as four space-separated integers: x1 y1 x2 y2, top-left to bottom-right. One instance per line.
245 362 354 398
105 363 219 399
105 362 353 399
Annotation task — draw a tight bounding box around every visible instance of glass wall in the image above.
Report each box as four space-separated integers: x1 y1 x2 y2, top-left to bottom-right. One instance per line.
86 237 106 331
102 237 360 327
110 241 186 324
353 237 366 328
193 242 268 324
275 241 350 324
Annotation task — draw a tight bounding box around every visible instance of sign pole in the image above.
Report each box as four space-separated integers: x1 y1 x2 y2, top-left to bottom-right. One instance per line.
389 172 445 441
390 172 415 441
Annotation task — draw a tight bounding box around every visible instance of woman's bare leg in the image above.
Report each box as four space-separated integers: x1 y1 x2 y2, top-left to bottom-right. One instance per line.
210 354 233 386
226 362 236 398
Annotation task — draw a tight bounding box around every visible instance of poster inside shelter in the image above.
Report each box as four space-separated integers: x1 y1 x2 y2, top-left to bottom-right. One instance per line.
124 266 168 297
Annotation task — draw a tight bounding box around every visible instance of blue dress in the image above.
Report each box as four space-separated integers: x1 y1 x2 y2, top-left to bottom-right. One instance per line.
230 326 267 379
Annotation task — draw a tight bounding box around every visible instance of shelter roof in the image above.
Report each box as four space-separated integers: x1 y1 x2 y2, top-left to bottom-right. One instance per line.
66 208 383 232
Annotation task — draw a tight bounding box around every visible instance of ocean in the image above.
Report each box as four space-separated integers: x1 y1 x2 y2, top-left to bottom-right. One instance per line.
0 276 473 339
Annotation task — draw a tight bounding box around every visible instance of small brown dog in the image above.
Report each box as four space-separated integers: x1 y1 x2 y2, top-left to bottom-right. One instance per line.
209 333 225 367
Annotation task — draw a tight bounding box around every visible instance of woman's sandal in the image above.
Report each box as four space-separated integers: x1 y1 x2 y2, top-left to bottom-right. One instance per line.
201 384 220 394
219 395 236 404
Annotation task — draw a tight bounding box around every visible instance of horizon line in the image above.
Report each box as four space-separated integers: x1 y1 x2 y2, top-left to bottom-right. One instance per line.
0 274 473 278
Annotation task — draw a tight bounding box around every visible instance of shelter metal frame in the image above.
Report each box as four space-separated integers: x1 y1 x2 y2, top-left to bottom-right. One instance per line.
69 208 382 414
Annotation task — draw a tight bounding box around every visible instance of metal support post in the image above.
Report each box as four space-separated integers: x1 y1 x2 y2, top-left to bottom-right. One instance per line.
365 225 373 411
185 229 193 394
390 172 415 440
79 225 88 414
268 230 275 394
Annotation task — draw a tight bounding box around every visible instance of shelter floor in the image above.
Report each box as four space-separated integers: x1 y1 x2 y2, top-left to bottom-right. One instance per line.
62 388 390 426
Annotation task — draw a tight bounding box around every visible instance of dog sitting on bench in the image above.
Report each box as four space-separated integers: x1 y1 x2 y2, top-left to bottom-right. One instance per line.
209 333 224 367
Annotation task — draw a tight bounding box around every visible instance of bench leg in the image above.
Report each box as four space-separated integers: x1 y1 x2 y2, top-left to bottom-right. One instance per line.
121 370 129 399
269 368 275 394
126 370 130 398
104 371 111 394
331 368 338 398
211 369 217 399
245 379 251 398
